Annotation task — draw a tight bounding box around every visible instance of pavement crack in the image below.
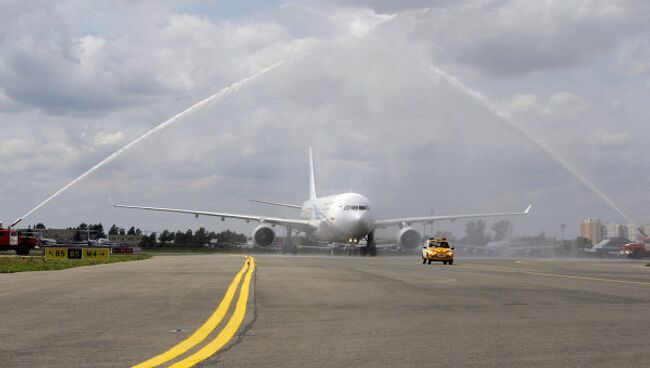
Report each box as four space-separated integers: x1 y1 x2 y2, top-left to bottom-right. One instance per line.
201 263 259 367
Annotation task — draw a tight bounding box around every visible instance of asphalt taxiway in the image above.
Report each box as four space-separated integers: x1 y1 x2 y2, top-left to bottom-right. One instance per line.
2 255 650 367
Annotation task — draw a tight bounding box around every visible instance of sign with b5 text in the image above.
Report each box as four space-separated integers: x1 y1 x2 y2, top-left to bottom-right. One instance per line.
44 247 69 260
44 247 110 261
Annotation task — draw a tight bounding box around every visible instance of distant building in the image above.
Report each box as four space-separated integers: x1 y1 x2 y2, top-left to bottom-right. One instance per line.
107 234 143 246
580 218 602 245
622 224 637 241
602 223 623 239
41 229 77 243
579 219 650 245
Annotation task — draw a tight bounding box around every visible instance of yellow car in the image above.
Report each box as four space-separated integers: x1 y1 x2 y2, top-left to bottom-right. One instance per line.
422 238 454 265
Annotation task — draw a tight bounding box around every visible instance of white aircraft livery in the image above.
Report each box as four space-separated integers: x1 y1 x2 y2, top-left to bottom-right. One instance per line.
113 148 531 256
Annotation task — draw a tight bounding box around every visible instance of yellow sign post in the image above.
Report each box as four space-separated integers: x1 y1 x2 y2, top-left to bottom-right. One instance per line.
44 247 110 260
83 248 110 260
44 247 70 260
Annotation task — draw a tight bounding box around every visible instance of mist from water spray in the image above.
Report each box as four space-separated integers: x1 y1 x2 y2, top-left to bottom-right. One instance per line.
10 61 284 227
427 65 634 224
12 9 628 228
8 10 398 228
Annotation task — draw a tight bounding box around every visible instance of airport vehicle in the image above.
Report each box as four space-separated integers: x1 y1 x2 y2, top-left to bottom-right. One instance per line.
113 149 531 255
622 228 650 258
422 238 454 265
622 242 648 258
0 227 40 255
585 237 629 257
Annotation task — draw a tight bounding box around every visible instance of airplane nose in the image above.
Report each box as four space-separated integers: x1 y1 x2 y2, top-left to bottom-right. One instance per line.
352 212 372 235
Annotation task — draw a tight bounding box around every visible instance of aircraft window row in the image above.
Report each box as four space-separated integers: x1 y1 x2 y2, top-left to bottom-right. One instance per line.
343 205 369 211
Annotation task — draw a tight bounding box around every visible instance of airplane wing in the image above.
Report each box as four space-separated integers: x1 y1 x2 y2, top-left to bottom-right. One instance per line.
249 199 302 209
374 204 532 229
112 202 315 232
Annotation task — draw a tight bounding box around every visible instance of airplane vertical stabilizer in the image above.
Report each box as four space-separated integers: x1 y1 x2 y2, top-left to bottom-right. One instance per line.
309 147 317 200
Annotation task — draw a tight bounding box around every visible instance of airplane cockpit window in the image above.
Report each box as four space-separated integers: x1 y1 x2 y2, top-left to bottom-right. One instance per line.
344 205 350 210
359 205 367 210
351 205 359 210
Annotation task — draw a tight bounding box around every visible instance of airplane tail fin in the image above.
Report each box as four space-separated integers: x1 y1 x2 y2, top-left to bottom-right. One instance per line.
309 147 317 200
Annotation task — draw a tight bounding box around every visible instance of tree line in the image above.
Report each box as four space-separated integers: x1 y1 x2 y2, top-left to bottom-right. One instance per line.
28 222 247 247
143 228 247 247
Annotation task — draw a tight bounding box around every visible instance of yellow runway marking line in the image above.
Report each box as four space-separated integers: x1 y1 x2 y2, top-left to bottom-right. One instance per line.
170 257 256 368
457 265 650 286
133 256 253 368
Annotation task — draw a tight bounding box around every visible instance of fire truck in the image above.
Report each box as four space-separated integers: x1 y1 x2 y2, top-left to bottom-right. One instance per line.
622 228 650 259
0 222 40 255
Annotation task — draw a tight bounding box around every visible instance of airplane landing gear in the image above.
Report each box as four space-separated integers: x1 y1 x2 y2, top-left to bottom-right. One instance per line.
368 244 377 257
360 246 368 256
366 231 377 257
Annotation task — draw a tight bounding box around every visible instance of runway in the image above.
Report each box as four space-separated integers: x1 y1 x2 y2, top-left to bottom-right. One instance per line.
2 255 650 367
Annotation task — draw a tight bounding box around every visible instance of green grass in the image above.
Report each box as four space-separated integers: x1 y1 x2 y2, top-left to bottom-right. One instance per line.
0 254 151 273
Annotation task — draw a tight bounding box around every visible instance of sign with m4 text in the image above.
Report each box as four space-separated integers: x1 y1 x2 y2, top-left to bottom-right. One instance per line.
44 247 110 261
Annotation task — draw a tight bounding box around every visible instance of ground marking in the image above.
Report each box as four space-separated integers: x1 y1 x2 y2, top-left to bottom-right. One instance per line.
457 264 650 286
170 257 256 367
133 256 252 368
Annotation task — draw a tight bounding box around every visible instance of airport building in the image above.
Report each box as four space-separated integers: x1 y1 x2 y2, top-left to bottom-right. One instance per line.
41 229 78 243
106 234 143 246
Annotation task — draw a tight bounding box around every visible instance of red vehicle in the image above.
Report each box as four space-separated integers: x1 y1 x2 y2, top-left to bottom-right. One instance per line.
623 228 650 259
622 228 650 258
623 242 648 259
0 228 39 255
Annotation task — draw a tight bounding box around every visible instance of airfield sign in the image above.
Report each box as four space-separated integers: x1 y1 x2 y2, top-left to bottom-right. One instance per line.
45 247 109 261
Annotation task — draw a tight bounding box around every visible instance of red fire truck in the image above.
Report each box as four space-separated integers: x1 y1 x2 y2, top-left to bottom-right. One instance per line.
622 228 650 259
0 224 39 255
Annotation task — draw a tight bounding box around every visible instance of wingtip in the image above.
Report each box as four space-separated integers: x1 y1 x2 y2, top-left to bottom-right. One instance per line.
524 204 532 214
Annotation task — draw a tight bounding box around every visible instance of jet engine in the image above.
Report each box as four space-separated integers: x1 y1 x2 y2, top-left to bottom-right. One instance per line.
252 224 275 247
397 227 421 248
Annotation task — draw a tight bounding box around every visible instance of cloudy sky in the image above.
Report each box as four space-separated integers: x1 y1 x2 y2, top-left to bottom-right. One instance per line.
1 0 649 239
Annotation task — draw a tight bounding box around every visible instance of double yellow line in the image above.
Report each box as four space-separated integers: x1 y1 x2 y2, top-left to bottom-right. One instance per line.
133 256 256 368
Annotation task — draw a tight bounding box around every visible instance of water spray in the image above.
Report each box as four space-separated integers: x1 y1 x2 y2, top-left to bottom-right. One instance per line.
9 61 284 228
7 11 400 229
427 65 634 224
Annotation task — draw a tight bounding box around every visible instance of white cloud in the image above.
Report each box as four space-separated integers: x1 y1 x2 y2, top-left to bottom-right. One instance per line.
94 131 125 147
506 93 541 115
618 37 650 75
591 128 633 147
330 9 395 38
392 0 648 76
505 91 590 120
0 1 648 236
547 92 591 119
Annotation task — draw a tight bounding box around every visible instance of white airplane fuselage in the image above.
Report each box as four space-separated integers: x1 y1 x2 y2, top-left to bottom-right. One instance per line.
300 192 374 243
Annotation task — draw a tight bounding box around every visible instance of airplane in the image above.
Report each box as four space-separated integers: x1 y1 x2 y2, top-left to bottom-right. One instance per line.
112 148 532 256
